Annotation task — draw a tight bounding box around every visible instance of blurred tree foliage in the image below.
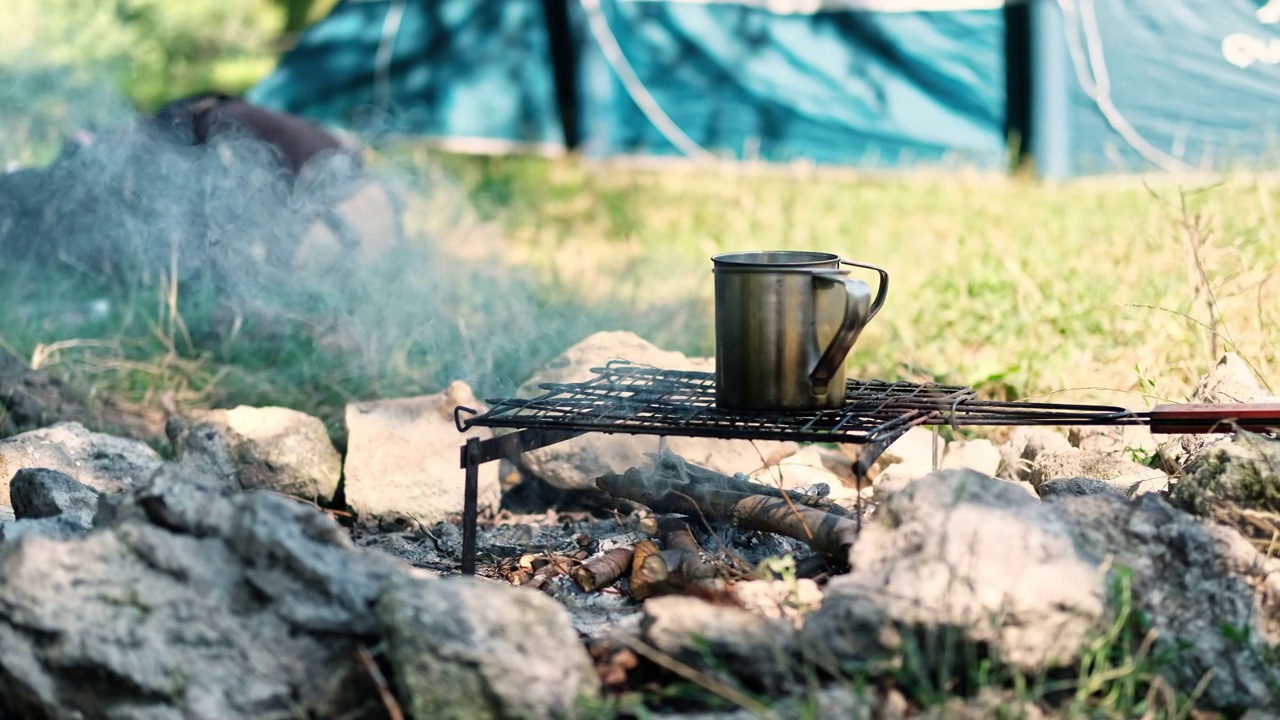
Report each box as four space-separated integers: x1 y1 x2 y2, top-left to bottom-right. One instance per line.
0 0 337 111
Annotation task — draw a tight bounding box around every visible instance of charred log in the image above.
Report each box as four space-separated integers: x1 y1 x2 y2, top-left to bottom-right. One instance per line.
597 453 860 561
571 545 635 592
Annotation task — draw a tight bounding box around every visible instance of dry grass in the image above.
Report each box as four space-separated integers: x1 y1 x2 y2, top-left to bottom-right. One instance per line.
425 151 1280 409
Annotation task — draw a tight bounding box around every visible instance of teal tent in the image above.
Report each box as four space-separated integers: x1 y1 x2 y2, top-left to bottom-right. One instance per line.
248 0 568 155
248 0 1014 170
1029 0 1280 178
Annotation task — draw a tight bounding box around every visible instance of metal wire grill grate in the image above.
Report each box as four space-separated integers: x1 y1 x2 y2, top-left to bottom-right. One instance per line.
455 361 1146 445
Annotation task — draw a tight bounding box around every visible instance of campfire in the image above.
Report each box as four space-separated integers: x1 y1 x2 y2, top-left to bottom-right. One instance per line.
0 328 1278 718
452 359 1280 579
3 104 1279 716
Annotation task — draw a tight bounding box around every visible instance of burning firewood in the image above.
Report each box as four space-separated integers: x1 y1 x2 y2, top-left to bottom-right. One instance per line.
629 540 665 600
597 452 860 561
620 515 732 600
646 515 725 581
571 545 636 592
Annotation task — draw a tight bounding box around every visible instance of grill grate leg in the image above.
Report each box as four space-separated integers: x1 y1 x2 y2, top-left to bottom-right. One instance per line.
461 438 481 576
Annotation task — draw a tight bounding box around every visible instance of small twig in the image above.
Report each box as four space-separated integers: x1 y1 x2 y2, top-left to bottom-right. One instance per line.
356 645 405 720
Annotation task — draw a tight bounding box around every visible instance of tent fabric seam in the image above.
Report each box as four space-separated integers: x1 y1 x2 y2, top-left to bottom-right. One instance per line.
619 0 1021 13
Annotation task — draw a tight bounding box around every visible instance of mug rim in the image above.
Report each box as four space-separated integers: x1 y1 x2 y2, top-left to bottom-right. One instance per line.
711 250 839 267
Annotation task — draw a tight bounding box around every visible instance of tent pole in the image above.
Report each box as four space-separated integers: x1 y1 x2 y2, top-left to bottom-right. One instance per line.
1030 0 1071 180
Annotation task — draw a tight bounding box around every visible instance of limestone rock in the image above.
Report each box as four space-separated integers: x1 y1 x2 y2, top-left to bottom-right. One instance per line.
663 436 800 479
343 380 500 524
799 467 1279 711
1190 352 1273 405
872 462 938 497
1051 492 1280 711
940 437 1002 476
0 421 162 503
729 578 825 628
378 576 600 720
749 445 871 507
997 427 1070 482
844 425 940 479
167 405 341 502
1169 431 1280 546
641 594 802 694
1068 424 1159 458
8 467 100 528
513 332 796 489
804 470 1106 673
1157 353 1279 473
1028 446 1167 492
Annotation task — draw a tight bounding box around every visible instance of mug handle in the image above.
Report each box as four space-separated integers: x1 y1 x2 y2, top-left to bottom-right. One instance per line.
809 271 873 395
840 259 890 321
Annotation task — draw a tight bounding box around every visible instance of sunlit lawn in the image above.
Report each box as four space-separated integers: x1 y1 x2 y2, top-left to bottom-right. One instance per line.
3 145 1278 439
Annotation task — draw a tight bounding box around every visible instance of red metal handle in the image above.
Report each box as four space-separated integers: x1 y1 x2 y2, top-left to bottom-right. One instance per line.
1147 402 1280 434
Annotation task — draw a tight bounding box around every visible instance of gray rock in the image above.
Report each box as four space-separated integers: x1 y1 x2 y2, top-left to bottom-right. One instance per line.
1028 446 1167 491
0 348 93 438
799 468 1279 711
915 688 1046 720
1037 476 1126 499
534 574 641 644
1170 431 1280 518
354 532 451 575
377 576 600 720
0 515 89 542
167 405 341 502
803 470 1105 674
650 685 872 720
0 421 162 501
1157 353 1279 473
342 380 501 524
9 467 100 527
1051 492 1280 711
0 469 413 719
513 332 797 490
641 595 802 694
1159 433 1229 476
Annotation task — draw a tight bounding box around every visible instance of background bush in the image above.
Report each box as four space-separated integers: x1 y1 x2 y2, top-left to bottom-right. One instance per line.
0 0 337 112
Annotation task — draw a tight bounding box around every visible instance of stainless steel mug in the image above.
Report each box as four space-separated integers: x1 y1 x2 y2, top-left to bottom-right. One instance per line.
711 250 889 411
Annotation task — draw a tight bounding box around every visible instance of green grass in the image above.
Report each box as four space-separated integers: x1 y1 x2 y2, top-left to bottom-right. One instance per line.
423 149 1280 407
3 147 1279 442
